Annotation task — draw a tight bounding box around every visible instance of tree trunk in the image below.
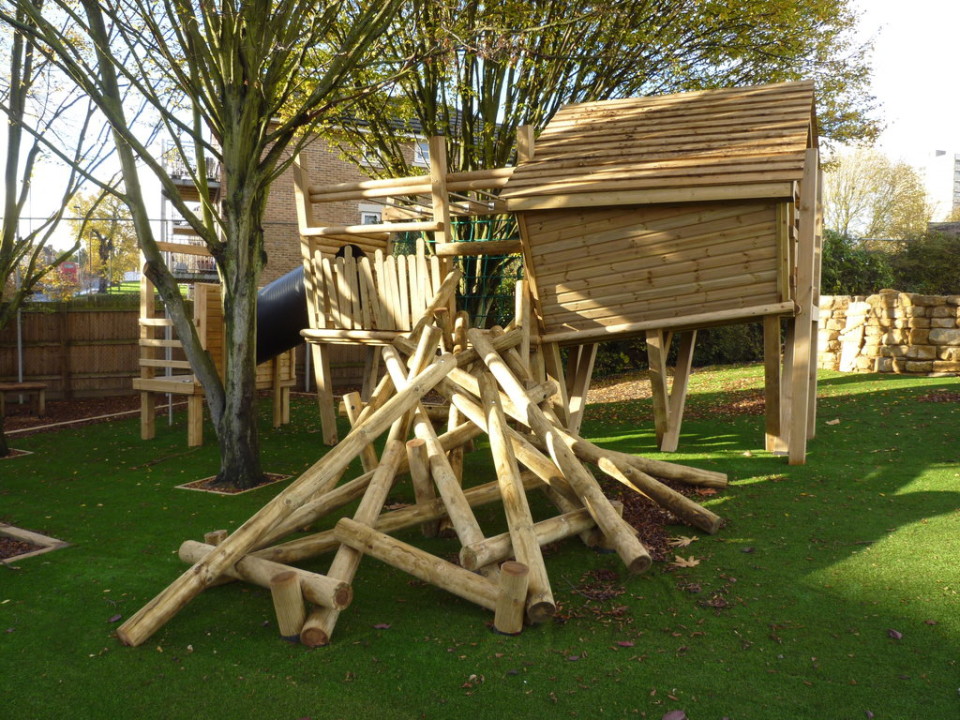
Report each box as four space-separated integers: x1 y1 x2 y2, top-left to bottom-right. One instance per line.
208 176 268 490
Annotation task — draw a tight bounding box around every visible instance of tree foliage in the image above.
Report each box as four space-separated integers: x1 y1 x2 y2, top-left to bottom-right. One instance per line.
69 191 138 292
820 229 894 296
1 0 405 486
823 148 932 240
889 231 960 295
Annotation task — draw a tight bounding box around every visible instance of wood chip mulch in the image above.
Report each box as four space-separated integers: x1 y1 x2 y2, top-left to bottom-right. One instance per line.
0 536 41 560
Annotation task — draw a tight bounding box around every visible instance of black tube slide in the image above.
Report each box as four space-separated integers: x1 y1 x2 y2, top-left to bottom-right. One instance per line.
255 265 309 364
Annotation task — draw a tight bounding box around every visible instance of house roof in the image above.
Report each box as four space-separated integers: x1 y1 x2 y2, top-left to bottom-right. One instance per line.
502 80 817 211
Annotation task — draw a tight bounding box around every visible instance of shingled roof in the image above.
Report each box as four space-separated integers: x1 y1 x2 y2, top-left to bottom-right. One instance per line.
503 80 817 210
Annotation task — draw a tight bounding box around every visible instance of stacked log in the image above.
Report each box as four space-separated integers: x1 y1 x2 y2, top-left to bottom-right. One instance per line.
116 317 727 648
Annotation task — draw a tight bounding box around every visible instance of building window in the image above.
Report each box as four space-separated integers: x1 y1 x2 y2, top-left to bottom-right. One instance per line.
359 203 382 225
413 141 430 167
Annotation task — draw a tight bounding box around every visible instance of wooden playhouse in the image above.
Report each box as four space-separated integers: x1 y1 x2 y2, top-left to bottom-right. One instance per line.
501 80 823 464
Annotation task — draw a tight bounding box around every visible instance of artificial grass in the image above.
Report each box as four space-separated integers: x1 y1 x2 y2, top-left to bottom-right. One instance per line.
1 368 958 719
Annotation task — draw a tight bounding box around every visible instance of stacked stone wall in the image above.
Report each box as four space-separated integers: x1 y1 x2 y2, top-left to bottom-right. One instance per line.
818 291 960 375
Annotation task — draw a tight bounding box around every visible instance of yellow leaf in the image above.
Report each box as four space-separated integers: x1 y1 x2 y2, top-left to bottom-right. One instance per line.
668 536 698 548
672 555 700 568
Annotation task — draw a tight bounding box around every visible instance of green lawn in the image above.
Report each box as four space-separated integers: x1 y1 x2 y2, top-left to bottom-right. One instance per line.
2 367 958 719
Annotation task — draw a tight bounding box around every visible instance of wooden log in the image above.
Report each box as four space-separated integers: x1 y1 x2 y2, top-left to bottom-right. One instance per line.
116 353 456 647
301 220 443 237
593 455 722 535
381 347 488 555
660 330 697 452
460 507 598 571
343 392 377 472
334 518 499 612
763 315 784 452
433 240 522 257
269 571 306 641
256 473 544 565
467 329 652 574
478 371 555 623
177 541 352 610
300 439 407 647
204 529 228 546
494 562 529 636
788 148 819 465
301 329 440 647
406 438 439 537
538 301 797 345
429 371 578 506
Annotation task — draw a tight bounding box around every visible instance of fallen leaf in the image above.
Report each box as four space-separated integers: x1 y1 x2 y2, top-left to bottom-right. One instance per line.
373 623 392 630
107 614 122 623
741 547 755 554
616 640 635 647
826 418 841 426
662 711 687 720
566 655 580 661
668 536 698 548
924 619 938 626
671 555 700 569
887 629 903 640
695 487 718 496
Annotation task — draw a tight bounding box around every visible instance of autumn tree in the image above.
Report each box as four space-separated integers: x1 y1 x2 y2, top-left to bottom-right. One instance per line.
70 191 138 293
0 2 114 457
1 0 406 487
320 0 881 323
823 148 932 240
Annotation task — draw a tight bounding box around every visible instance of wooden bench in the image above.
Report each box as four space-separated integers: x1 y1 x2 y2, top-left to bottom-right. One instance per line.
0 382 47 418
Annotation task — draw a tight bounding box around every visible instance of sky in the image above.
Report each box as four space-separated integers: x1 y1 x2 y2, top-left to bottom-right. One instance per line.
853 0 960 219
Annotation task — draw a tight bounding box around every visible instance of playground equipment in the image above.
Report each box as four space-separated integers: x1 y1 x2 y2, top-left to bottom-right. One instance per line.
133 257 301 447
118 81 820 647
501 80 822 465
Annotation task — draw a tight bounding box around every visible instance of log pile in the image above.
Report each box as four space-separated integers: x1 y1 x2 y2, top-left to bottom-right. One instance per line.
116 308 727 648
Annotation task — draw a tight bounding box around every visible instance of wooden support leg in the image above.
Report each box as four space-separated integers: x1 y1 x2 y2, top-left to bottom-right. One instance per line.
788 147 820 465
272 359 283 429
310 342 338 446
565 343 597 436
660 330 696 453
646 330 670 448
361 346 382 402
494 562 529 636
140 391 156 441
541 342 570 427
187 395 203 447
780 318 795 453
281 387 290 425
763 316 784 453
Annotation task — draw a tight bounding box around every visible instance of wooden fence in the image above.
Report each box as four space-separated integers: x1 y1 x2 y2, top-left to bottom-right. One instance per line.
0 304 364 400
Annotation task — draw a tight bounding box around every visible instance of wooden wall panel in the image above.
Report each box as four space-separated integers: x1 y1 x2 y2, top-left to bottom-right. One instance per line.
524 202 782 336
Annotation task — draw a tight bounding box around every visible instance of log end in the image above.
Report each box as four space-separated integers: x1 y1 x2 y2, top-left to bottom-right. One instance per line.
458 546 480 571
525 598 557 625
626 553 653 575
332 583 353 610
300 625 332 647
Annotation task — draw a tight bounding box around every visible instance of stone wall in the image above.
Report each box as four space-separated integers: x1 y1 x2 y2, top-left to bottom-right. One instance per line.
818 291 960 375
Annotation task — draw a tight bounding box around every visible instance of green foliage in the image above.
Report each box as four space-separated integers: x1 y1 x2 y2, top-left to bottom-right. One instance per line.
890 230 960 295
820 229 895 295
